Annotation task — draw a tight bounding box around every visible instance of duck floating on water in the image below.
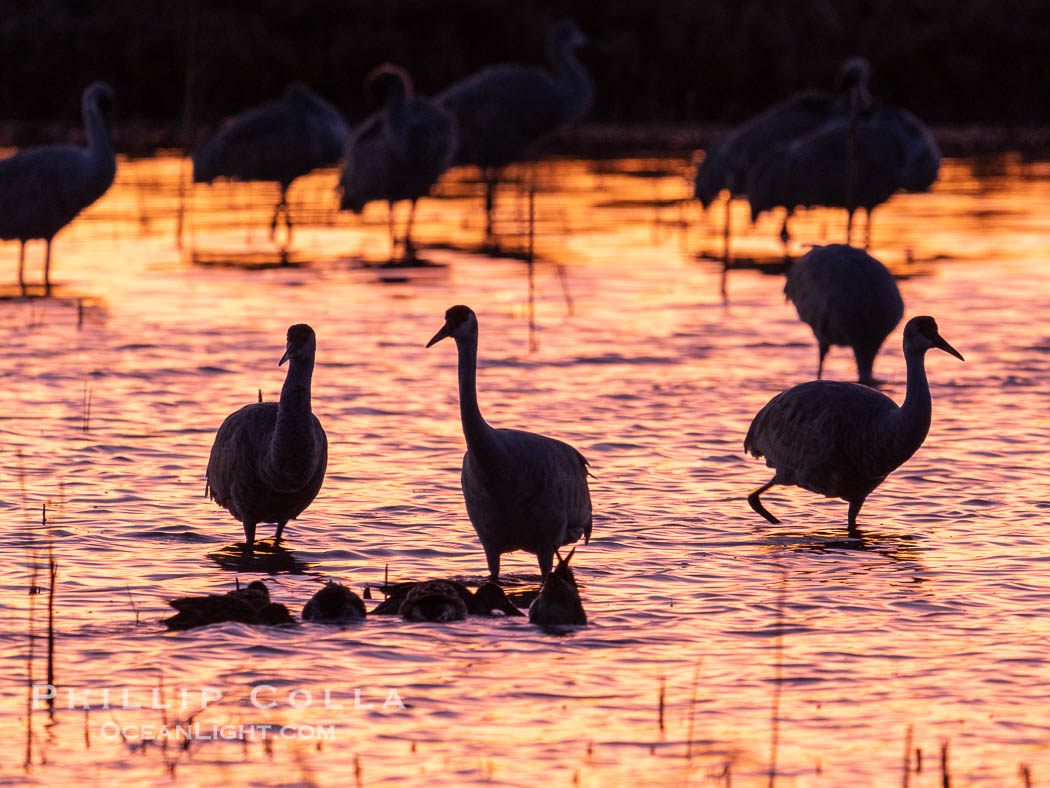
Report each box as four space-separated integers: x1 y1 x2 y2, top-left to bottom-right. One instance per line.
302 581 366 622
371 578 523 620
529 549 587 627
163 580 294 630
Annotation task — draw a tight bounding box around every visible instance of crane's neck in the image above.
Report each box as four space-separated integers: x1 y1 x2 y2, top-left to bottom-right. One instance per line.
83 96 116 181
384 78 410 133
454 335 498 457
893 346 933 463
270 355 317 478
550 41 593 122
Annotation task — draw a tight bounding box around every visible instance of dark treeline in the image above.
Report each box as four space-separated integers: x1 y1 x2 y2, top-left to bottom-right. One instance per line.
1 0 1048 150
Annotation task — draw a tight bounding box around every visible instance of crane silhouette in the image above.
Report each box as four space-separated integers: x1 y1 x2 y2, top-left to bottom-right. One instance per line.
744 315 963 532
746 101 940 247
338 64 457 263
192 83 348 245
426 305 592 580
694 58 871 254
206 324 328 549
436 20 592 242
785 244 904 385
0 82 116 294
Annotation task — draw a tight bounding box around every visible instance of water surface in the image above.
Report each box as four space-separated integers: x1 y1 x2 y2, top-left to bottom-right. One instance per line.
2 154 1049 786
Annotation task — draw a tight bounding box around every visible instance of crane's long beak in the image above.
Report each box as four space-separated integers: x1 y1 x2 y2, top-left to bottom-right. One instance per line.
934 333 964 361
426 323 451 348
279 347 291 366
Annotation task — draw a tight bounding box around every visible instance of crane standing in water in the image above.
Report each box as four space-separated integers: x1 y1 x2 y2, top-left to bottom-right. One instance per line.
193 83 349 245
744 316 963 532
206 324 328 549
338 64 457 263
426 305 592 580
436 20 592 242
746 99 940 247
0 82 117 294
694 58 871 255
785 244 904 385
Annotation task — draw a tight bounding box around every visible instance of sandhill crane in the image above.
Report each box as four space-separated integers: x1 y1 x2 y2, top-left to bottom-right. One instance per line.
746 102 940 247
426 305 592 580
436 20 592 240
744 316 963 531
528 548 587 626
0 82 116 294
694 58 871 252
338 64 456 263
192 83 349 244
785 244 904 385
302 582 366 621
206 324 328 549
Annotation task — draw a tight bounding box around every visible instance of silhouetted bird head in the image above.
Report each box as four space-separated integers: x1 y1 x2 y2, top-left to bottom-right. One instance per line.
426 305 478 347
835 57 872 113
835 57 871 91
84 82 115 116
280 323 317 365
904 316 964 360
364 64 413 106
550 19 588 51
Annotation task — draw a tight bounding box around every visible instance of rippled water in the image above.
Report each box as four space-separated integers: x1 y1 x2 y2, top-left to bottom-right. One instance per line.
2 153 1049 786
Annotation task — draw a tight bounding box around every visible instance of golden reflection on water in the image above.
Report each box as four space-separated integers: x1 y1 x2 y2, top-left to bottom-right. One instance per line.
1 152 1050 786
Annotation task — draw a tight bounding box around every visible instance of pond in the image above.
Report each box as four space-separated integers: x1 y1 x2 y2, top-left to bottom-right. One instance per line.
2 152 1049 786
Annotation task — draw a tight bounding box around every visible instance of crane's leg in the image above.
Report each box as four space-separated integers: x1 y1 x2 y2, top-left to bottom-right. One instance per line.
402 199 418 263
484 168 499 242
722 197 732 264
864 208 873 250
854 347 877 386
43 239 53 295
270 199 281 242
779 212 791 245
846 498 865 534
275 521 288 542
845 209 856 245
284 190 293 245
817 341 830 380
18 241 26 294
536 545 555 581
271 187 290 244
748 479 781 524
483 545 501 583
242 521 257 550
387 200 397 259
